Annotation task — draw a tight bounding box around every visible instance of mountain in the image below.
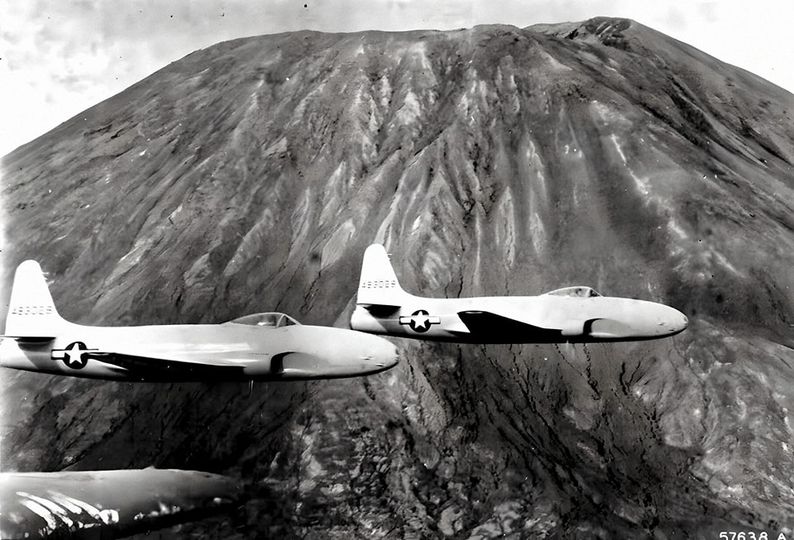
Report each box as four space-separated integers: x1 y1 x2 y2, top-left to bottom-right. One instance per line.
2 16 794 538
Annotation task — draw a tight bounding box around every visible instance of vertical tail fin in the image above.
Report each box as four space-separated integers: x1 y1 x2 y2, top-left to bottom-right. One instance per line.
356 244 408 307
4 261 63 339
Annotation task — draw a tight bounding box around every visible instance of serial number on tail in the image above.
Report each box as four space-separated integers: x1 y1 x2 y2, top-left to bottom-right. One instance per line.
360 280 398 289
10 305 54 316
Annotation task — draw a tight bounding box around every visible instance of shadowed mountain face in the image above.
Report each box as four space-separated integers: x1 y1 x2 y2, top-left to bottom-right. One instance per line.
2 17 794 538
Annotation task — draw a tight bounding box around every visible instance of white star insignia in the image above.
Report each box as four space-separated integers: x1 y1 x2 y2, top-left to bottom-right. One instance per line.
63 343 85 367
51 342 96 369
399 310 441 333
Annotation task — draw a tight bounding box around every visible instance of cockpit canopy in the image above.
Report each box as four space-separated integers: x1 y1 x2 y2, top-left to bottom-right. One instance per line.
227 312 300 327
543 286 601 298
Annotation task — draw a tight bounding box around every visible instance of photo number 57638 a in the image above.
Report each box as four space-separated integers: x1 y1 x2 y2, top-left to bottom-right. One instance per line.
719 532 788 540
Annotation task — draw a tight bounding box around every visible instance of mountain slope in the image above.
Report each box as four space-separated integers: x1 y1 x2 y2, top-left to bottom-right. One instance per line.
2 17 794 538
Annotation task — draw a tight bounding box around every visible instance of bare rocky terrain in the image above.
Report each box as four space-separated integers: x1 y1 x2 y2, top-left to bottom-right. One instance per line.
2 17 794 538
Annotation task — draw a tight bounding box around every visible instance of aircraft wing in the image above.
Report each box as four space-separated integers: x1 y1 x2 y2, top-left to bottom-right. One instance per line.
85 352 247 380
455 310 567 342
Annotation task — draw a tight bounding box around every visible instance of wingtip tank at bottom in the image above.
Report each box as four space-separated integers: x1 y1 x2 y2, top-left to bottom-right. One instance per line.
0 468 243 540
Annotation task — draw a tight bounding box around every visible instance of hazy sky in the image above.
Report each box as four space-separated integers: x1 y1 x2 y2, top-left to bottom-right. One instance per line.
1 0 792 156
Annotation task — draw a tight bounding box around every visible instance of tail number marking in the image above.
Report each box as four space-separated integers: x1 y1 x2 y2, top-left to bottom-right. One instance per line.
10 305 54 316
360 280 398 289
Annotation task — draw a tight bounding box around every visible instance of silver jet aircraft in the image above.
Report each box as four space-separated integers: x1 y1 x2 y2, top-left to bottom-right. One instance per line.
1 260 398 381
350 244 688 342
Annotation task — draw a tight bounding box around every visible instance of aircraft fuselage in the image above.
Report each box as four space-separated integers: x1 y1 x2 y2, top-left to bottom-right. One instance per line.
351 293 688 343
0 321 399 381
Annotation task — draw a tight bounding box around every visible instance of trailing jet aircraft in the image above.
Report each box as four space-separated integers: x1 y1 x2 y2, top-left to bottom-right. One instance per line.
0 260 398 381
0 468 240 539
350 244 688 343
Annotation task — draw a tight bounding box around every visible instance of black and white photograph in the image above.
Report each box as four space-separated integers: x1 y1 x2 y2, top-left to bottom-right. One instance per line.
1 0 793 538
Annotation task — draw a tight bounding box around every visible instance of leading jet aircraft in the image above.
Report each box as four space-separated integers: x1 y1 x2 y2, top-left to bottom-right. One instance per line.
0 260 398 381
350 244 688 343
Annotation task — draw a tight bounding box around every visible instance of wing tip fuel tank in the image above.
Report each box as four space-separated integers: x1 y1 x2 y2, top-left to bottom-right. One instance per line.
0 468 243 539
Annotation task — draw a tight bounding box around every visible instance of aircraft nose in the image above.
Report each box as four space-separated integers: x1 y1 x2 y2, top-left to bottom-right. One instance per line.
657 305 688 336
360 337 399 371
675 310 689 333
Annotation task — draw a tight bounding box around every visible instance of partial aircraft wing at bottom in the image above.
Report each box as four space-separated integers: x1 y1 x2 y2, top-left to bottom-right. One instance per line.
0 468 242 539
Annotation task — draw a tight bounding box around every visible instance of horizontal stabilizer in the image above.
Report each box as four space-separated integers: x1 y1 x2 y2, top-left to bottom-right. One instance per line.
360 304 401 317
0 335 55 343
